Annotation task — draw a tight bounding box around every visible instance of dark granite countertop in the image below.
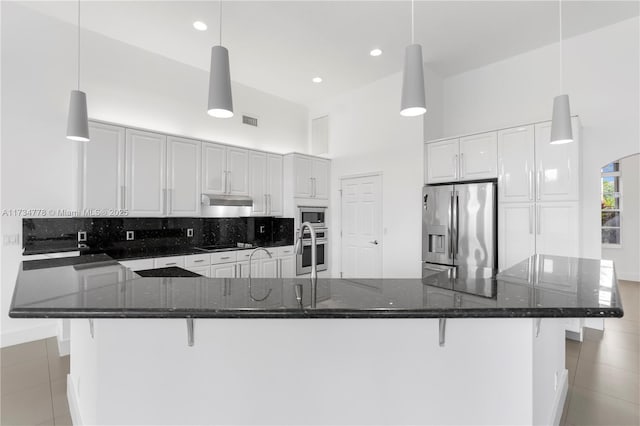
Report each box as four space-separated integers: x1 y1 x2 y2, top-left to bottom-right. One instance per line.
135 267 203 278
9 255 623 319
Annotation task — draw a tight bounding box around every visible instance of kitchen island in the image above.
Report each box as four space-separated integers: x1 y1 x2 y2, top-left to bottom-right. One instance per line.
10 255 623 425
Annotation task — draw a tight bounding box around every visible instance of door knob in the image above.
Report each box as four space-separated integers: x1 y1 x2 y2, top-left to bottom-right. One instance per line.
370 240 379 245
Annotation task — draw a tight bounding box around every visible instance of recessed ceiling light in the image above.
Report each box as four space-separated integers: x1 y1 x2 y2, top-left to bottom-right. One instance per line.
312 77 323 83
193 21 208 31
370 48 383 57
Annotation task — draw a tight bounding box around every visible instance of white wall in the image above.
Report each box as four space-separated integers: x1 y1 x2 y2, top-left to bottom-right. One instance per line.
602 154 640 281
441 17 640 262
0 2 308 346
311 67 443 278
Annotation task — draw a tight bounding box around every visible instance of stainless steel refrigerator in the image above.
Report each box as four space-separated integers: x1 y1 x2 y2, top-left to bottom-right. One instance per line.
422 181 497 277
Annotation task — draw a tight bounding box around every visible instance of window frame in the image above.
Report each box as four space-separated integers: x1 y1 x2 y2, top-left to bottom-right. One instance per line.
601 162 622 248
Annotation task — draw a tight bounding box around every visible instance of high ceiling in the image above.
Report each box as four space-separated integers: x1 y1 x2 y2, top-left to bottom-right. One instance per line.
20 1 640 107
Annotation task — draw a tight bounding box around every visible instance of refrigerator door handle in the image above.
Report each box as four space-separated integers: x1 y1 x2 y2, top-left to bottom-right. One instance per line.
455 192 459 259
529 205 533 234
449 191 455 260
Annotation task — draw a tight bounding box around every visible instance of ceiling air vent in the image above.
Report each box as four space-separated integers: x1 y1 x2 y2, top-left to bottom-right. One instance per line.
242 115 258 127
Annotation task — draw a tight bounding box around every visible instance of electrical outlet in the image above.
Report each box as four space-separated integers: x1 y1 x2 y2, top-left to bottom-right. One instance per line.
78 231 87 242
3 234 20 246
126 231 135 241
187 228 194 238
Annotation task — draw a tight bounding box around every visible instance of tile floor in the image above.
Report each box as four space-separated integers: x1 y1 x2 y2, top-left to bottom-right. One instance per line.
1 281 638 426
1 337 71 425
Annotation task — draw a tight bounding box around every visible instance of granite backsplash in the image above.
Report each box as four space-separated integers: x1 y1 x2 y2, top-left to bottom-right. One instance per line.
23 217 294 256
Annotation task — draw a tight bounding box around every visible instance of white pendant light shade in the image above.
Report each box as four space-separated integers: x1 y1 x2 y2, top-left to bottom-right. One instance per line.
207 45 234 118
550 94 573 144
66 90 90 141
400 44 427 117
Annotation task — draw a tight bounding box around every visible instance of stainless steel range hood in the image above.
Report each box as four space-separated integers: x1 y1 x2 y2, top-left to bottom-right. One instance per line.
201 194 253 207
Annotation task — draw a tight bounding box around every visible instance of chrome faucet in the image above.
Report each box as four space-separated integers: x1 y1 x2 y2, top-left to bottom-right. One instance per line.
248 247 272 302
294 222 318 307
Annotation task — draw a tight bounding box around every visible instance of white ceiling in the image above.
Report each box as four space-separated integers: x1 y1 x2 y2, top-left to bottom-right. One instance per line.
20 1 640 107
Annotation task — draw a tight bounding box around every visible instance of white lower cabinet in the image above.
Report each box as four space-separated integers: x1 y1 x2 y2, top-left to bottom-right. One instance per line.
498 203 536 271
279 256 296 278
261 257 279 278
210 263 236 278
236 261 259 278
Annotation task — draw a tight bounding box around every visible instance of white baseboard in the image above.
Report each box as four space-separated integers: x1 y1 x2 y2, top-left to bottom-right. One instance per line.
551 369 569 426
0 323 57 348
67 374 83 426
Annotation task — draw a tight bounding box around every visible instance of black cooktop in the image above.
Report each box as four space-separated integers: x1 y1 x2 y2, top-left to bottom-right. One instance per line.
135 267 203 278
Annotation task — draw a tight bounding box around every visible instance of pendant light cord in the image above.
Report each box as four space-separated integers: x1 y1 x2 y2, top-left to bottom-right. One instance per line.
77 0 81 90
559 0 563 93
219 0 222 46
411 0 415 44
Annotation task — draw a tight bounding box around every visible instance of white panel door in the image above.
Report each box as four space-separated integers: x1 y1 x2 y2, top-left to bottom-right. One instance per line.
125 129 166 216
426 139 459 183
459 132 498 181
536 201 580 257
210 263 236 278
261 258 279 278
267 154 283 216
81 122 125 211
534 119 580 202
226 147 249 195
340 174 382 278
293 155 313 197
249 151 268 215
497 126 535 203
312 158 330 199
498 203 536 271
202 142 226 194
279 256 295 278
167 136 201 216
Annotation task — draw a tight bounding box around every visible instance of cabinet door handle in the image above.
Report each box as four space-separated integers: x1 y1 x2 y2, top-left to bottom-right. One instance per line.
264 194 268 213
194 259 205 263
529 205 533 234
460 153 465 178
120 185 125 209
536 205 541 235
227 171 232 194
221 256 231 260
528 170 533 201
536 170 541 200
166 262 177 266
268 194 272 215
454 155 458 179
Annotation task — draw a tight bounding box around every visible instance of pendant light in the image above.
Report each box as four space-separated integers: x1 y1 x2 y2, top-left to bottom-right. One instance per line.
400 0 426 117
550 0 573 144
66 0 90 142
207 0 233 118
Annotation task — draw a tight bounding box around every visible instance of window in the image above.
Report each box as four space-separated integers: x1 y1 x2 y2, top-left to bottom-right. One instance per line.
601 161 621 246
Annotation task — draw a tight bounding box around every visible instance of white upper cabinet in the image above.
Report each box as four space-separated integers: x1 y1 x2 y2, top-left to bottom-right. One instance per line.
293 155 314 198
288 154 330 200
267 154 283 216
201 142 226 194
497 125 535 203
249 151 268 215
80 122 125 211
202 143 249 196
226 147 249 195
425 139 458 183
166 136 201 216
311 158 330 199
425 132 498 184
534 118 580 202
249 152 283 216
125 129 166 216
458 132 498 180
